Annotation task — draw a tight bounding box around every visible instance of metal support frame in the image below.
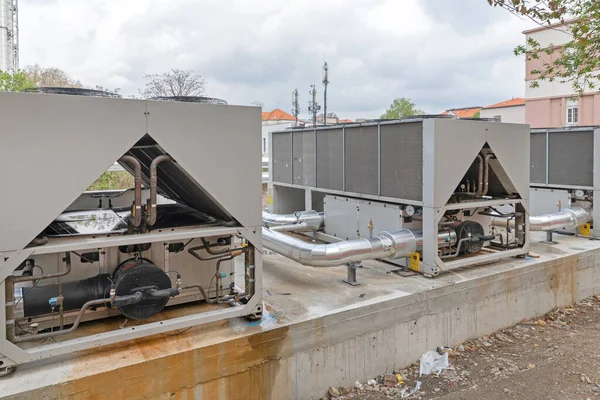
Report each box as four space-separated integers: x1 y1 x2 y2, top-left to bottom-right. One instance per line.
343 262 361 286
419 199 530 277
0 226 263 369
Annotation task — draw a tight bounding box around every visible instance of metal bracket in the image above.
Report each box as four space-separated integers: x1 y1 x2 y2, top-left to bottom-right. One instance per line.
540 231 558 244
343 262 361 286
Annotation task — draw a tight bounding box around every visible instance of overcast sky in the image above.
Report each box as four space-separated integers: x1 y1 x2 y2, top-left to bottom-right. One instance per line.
20 0 534 119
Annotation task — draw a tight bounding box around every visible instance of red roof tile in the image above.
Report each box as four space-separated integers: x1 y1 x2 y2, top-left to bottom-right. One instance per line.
483 98 525 109
262 108 296 121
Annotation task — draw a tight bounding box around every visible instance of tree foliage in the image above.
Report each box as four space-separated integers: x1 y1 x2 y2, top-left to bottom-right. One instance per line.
473 111 481 119
0 70 34 92
488 0 599 93
139 69 207 98
23 64 83 88
380 97 425 119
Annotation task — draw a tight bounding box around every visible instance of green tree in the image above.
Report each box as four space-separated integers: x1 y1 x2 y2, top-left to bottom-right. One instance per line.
0 70 34 92
488 0 599 93
473 111 481 119
380 97 425 119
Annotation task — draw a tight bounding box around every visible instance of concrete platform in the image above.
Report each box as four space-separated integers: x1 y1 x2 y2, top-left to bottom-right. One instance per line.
2 233 600 399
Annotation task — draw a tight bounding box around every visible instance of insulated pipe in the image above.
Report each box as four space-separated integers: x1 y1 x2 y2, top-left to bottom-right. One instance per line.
482 154 495 196
119 156 142 228
262 210 324 231
490 207 590 232
262 227 417 267
148 155 172 226
475 155 484 196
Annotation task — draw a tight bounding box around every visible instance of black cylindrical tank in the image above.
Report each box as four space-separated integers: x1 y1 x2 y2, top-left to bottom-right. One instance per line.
23 274 112 318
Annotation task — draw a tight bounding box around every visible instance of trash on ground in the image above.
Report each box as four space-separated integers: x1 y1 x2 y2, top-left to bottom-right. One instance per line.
419 350 449 376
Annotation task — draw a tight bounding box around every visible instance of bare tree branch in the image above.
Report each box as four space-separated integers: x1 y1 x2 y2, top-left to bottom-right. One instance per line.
140 69 207 98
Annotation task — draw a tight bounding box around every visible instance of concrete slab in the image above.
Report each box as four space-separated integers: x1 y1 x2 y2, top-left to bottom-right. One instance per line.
2 232 600 399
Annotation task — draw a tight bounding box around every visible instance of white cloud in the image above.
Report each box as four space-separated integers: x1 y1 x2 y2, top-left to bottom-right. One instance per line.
19 0 534 119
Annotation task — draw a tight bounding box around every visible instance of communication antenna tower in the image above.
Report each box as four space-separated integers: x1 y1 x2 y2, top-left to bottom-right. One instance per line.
322 62 329 126
0 0 19 71
292 89 300 126
308 84 320 126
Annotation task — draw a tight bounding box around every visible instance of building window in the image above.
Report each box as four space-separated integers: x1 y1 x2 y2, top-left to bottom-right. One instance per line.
567 99 578 125
263 138 266 153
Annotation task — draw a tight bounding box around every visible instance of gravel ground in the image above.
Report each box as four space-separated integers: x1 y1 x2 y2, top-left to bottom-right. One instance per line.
319 295 600 400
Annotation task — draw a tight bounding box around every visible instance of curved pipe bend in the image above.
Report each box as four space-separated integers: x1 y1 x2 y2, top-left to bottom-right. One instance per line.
119 156 142 228
262 227 417 267
490 207 590 232
148 155 172 226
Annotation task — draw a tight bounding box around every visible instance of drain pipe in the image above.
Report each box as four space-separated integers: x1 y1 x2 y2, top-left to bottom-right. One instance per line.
262 227 417 267
119 156 142 228
490 207 590 231
148 155 172 226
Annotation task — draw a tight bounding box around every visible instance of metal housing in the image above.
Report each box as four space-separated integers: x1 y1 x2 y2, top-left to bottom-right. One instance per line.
269 118 532 276
0 92 263 371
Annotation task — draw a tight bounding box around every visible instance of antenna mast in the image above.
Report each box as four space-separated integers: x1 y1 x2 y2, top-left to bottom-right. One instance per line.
0 0 19 71
322 62 329 126
292 89 300 127
308 84 320 126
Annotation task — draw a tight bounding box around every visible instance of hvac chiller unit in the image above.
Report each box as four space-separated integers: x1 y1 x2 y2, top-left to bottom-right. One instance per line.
0 92 262 374
266 118 590 280
529 127 599 237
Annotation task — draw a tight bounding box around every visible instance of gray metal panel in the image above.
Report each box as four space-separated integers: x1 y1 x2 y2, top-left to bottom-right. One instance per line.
380 122 423 201
548 130 593 186
146 100 262 229
0 92 148 252
344 126 378 195
316 128 343 190
292 130 315 186
530 132 547 184
272 132 292 184
323 195 359 239
357 200 403 239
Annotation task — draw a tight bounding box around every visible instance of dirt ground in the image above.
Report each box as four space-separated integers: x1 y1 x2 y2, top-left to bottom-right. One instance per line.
320 295 600 400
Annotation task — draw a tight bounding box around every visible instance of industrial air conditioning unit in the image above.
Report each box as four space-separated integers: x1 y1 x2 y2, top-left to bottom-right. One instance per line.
529 127 599 237
264 118 588 281
0 92 262 374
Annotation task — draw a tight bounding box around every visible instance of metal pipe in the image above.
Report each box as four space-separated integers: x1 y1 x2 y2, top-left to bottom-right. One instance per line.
13 298 109 343
245 243 256 297
482 154 495 196
148 155 172 226
12 251 72 283
269 222 311 232
262 227 417 267
262 210 324 231
414 229 458 249
188 246 244 261
119 156 142 228
490 207 590 232
475 155 484 196
182 285 241 305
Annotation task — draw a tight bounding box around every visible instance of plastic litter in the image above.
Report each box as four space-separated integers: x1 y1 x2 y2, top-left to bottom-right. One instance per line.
419 350 449 376
399 381 422 398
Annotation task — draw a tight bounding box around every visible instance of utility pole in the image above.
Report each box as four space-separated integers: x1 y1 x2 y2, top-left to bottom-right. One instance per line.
308 84 320 126
322 62 329 126
292 89 300 127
